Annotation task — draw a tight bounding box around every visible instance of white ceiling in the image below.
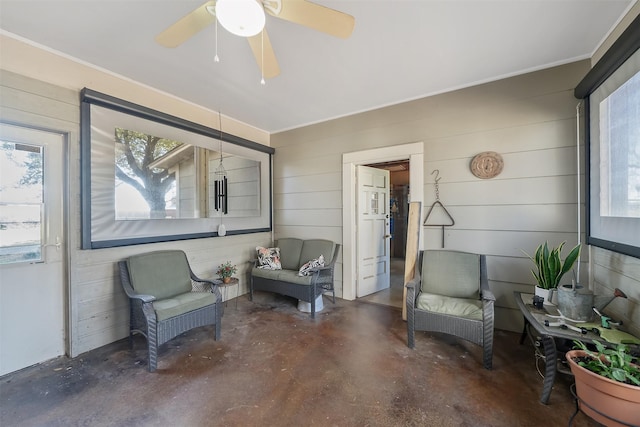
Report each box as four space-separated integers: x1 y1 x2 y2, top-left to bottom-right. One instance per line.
0 0 635 133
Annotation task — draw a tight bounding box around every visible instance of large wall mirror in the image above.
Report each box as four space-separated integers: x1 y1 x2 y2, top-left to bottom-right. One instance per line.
80 89 273 249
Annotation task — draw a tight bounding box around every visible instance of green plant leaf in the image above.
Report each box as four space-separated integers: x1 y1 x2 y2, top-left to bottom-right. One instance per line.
560 243 581 278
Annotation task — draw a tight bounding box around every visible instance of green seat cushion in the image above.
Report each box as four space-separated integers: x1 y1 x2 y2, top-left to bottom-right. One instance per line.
251 267 281 280
416 293 483 320
252 267 313 285
277 238 304 271
127 250 192 300
299 240 335 270
153 291 217 321
421 250 480 299
276 270 313 286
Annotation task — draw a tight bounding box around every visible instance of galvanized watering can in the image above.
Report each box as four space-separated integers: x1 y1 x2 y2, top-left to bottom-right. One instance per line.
556 283 627 321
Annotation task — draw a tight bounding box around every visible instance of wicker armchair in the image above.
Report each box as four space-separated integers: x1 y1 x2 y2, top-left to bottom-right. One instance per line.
119 250 222 372
406 250 495 369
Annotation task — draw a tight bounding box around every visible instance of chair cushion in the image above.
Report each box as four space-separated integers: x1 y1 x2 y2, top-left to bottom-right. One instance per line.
127 250 192 300
277 238 304 270
421 250 480 299
252 267 313 285
299 240 335 270
153 291 217 321
416 293 483 321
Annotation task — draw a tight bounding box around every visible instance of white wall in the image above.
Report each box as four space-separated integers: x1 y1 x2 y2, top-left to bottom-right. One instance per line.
271 61 591 332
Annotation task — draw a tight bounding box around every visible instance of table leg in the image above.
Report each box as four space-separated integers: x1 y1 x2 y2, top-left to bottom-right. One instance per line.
540 334 557 405
234 281 238 310
519 317 529 344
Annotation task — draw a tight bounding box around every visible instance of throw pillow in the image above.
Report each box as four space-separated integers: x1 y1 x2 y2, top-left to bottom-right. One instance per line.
256 246 282 270
298 254 325 276
191 279 210 292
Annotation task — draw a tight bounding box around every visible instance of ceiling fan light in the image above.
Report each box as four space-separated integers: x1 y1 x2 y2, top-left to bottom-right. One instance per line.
215 0 266 38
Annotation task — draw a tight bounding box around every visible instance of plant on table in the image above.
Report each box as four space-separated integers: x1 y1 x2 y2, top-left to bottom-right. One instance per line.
524 241 581 290
216 261 237 282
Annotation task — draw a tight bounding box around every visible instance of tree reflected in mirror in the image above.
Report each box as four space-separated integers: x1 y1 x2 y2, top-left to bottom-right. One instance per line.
115 128 181 219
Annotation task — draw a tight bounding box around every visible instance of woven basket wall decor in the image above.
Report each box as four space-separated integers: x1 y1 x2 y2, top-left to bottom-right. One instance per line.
470 151 503 179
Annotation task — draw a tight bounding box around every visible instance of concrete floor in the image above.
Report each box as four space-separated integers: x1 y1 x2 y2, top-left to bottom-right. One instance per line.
358 258 405 308
1 292 598 427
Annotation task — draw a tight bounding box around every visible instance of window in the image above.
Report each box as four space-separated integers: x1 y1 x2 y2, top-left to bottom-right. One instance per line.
598 71 640 219
575 16 640 258
0 142 44 263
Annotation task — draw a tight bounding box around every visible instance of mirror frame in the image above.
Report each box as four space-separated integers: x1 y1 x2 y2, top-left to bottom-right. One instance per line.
80 88 274 249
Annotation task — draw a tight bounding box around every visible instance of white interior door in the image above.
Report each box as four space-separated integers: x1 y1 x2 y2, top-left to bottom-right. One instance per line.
356 165 390 297
0 123 66 375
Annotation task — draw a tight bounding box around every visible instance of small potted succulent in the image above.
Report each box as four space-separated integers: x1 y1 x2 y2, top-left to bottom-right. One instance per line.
524 241 580 305
565 340 640 426
216 261 237 283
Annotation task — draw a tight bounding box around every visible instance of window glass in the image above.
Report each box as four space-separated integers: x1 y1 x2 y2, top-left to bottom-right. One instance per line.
599 71 640 218
0 142 43 264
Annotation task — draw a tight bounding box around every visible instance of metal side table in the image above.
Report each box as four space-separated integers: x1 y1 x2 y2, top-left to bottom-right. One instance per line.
214 277 239 311
514 291 606 405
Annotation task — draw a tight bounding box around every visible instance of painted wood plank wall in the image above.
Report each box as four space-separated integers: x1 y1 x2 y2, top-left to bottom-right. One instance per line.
1 69 272 357
271 61 591 332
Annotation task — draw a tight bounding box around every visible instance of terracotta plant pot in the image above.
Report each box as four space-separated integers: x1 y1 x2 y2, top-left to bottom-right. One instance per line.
223 277 231 284
565 350 640 427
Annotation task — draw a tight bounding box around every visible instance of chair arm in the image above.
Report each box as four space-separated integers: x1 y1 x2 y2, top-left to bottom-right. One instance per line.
308 265 332 274
121 278 156 303
481 288 496 302
405 279 420 307
190 271 223 303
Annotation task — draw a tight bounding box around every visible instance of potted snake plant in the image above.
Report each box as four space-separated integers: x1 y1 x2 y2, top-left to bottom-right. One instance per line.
565 340 640 426
524 241 580 305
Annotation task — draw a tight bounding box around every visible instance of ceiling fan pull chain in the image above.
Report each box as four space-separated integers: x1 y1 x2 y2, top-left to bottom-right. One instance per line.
214 17 220 63
260 30 266 85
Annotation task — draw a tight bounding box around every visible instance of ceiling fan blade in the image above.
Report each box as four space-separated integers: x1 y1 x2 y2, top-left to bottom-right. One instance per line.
267 0 355 39
247 30 280 79
155 1 217 48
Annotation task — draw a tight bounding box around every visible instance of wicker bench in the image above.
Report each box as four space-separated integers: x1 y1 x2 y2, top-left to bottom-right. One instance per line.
250 238 340 318
119 250 222 372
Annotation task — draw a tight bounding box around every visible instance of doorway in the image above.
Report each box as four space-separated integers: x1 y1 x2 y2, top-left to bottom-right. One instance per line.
0 123 68 375
342 142 424 303
358 160 409 307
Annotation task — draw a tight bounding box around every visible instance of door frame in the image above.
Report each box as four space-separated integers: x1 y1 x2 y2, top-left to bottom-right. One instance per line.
342 142 424 301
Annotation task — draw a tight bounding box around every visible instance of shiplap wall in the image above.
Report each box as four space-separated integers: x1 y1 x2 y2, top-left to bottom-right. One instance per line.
592 247 640 338
1 69 272 357
271 61 591 332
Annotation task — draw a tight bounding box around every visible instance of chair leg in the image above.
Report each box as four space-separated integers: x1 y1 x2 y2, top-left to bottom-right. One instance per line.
310 293 316 319
214 303 222 341
147 324 158 373
483 344 493 370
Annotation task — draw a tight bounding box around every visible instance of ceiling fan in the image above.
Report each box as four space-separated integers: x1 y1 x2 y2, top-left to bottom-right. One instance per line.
155 0 355 79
